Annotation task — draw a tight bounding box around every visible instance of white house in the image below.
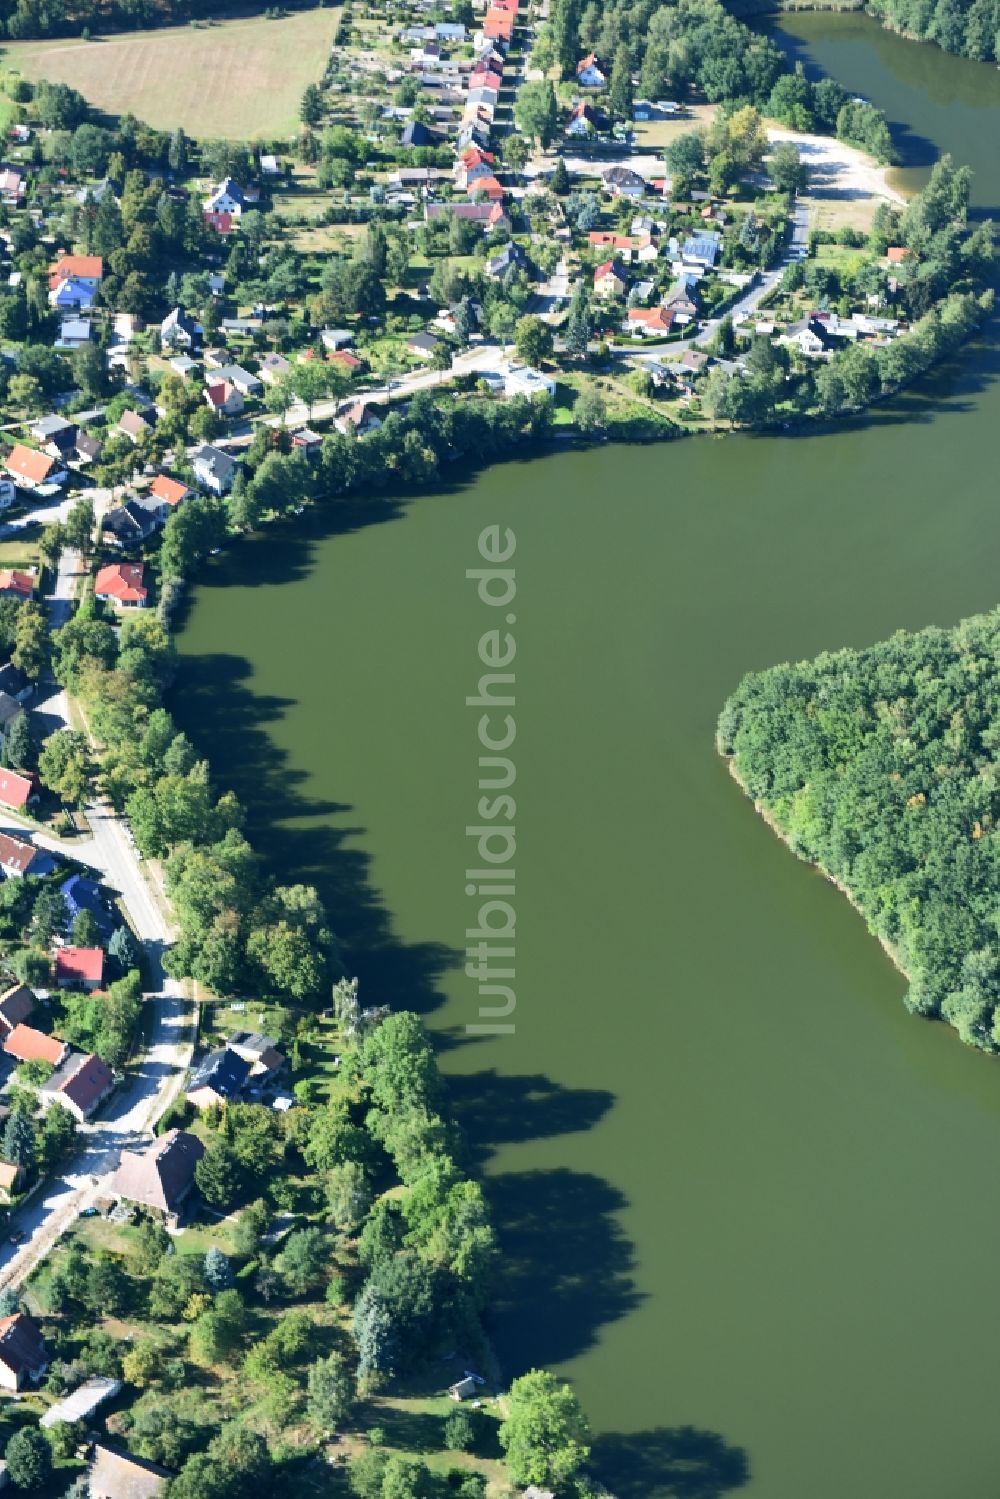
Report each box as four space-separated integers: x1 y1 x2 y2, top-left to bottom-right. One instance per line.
502 364 555 399
203 177 247 217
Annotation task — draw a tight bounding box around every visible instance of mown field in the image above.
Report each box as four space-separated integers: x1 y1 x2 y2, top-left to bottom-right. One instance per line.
0 6 339 137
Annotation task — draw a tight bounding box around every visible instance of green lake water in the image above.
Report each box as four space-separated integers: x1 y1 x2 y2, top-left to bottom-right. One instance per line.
175 18 1000 1497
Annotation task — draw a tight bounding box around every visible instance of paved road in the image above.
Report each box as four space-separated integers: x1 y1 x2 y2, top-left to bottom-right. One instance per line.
615 201 811 362
0 550 194 1288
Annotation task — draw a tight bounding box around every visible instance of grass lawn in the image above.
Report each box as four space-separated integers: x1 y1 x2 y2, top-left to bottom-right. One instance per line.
0 535 41 567
0 6 340 137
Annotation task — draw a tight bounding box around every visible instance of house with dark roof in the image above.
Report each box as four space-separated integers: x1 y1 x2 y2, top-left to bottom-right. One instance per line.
486 241 532 281
0 662 29 700
602 165 646 198
401 120 440 149
102 498 160 549
42 1051 114 1122
192 444 238 495
160 306 200 349
227 1031 286 1076
0 1314 48 1391
186 1048 251 1109
407 331 441 360
0 984 34 1035
109 1129 204 1223
61 874 115 940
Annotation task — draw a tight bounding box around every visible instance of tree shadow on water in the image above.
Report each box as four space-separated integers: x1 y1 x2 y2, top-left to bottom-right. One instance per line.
170 648 460 1015
591 1426 750 1499
484 1168 643 1371
445 1068 615 1173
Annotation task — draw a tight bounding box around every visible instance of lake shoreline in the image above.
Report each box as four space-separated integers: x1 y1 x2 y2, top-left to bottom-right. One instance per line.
721 751 911 985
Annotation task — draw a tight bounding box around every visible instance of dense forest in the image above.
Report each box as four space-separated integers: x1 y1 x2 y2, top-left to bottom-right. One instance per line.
864 0 1000 65
539 0 897 160
718 609 1000 1051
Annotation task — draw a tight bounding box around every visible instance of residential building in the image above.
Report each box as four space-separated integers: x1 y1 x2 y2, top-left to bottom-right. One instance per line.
204 380 244 417
0 769 35 810
3 1025 68 1067
186 1048 251 1109
576 52 607 87
55 947 105 990
0 569 35 601
94 562 148 609
0 832 48 879
203 177 248 217
0 985 35 1035
149 474 192 509
42 1051 114 1121
603 166 645 199
593 260 629 298
227 1032 286 1075
48 254 103 309
118 409 152 444
5 445 64 491
567 102 608 136
0 168 24 205
192 445 238 495
0 1162 23 1201
626 305 676 335
334 401 383 437
502 365 555 398
0 690 22 749
160 307 199 349
109 1129 205 1223
0 1315 47 1392
407 331 441 360
259 352 291 385
61 874 115 940
211 363 262 397
55 316 91 351
88 1444 170 1499
102 500 160 549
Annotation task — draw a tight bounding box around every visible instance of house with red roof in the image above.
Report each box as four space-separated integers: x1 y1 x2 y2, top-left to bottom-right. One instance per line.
149 475 192 509
627 305 677 335
483 9 514 41
55 947 105 990
593 259 629 298
48 255 103 309
4 1024 68 1067
42 1051 114 1121
94 562 147 610
5 444 65 491
469 175 504 203
0 568 36 601
204 209 234 235
0 768 36 810
204 380 244 416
